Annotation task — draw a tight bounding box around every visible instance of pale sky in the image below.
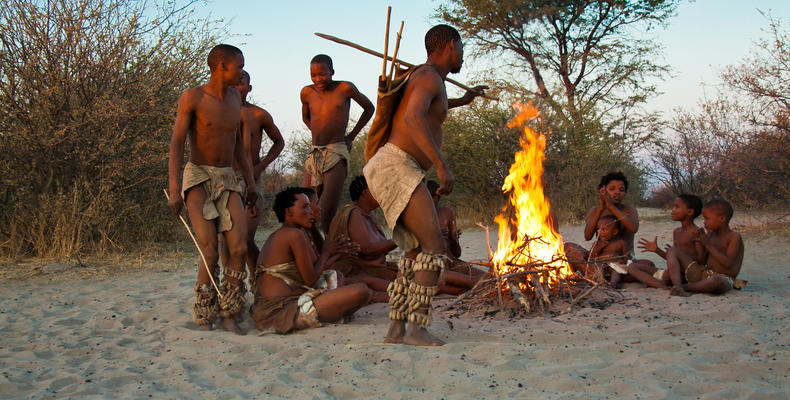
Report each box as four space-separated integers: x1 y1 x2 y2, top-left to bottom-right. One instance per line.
195 0 790 143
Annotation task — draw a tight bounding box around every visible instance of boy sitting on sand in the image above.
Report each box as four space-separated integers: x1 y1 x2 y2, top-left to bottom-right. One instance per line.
588 215 629 288
627 194 706 288
665 199 745 296
300 54 374 235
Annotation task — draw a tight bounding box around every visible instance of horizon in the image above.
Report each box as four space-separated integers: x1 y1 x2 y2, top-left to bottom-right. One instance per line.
194 0 790 146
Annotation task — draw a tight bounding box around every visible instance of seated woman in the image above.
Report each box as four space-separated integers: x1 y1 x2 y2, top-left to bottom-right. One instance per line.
251 187 372 334
564 172 646 276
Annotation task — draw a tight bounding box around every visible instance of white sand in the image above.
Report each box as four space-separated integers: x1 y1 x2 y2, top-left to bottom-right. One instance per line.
0 209 788 398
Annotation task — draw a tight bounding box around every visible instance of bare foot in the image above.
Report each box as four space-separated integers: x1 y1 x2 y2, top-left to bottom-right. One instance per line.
220 317 246 335
670 286 692 297
383 320 406 344
402 325 444 346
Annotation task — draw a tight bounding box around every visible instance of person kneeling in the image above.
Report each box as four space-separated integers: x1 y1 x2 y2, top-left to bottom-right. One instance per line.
252 187 372 334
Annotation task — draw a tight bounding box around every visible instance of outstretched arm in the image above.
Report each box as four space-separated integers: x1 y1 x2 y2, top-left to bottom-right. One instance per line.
254 109 285 178
167 91 195 216
343 82 374 146
447 85 488 109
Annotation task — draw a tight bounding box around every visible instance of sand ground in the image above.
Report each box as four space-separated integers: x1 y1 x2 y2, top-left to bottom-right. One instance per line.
0 209 788 399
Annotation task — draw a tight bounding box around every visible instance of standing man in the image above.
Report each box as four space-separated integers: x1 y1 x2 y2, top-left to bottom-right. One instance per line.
300 54 375 235
168 44 257 335
363 25 486 346
220 70 285 290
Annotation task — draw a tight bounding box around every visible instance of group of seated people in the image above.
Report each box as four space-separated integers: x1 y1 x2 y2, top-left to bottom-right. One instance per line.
250 171 746 335
251 176 484 334
564 171 746 297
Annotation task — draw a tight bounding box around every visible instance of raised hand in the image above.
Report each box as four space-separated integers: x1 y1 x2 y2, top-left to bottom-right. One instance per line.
637 236 659 253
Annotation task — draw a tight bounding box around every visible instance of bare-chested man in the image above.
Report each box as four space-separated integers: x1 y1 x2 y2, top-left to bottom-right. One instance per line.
167 44 257 335
300 54 375 235
363 25 487 346
220 70 284 288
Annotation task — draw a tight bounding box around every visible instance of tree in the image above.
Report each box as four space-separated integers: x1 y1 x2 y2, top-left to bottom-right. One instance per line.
0 0 225 257
437 0 676 132
649 15 790 207
437 0 666 218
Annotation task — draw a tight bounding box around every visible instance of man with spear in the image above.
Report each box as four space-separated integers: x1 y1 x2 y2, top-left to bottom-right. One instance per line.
363 24 487 346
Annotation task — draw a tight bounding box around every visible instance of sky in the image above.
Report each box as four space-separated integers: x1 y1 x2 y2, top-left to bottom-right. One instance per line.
193 0 790 143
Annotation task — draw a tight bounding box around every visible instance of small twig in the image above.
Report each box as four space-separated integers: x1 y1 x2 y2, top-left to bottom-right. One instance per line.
572 283 599 305
163 189 222 299
476 222 494 261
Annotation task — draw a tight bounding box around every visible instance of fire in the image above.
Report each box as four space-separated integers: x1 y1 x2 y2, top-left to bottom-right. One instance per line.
492 102 572 287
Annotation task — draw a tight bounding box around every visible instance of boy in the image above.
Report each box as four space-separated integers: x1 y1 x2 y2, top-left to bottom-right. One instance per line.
167 44 257 335
588 215 629 287
627 194 706 288
300 54 375 235
666 199 745 296
220 70 285 294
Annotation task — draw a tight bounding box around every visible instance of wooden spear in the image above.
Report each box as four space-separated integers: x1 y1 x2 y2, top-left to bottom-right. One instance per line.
314 32 498 101
387 20 405 91
382 7 391 79
163 189 222 299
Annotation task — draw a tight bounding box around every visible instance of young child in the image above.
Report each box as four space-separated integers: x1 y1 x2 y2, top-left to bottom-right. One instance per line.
300 54 374 235
666 199 745 296
628 194 706 288
167 44 257 335
588 215 629 287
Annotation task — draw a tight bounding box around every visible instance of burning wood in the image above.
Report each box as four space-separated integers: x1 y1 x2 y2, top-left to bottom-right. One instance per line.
445 102 622 316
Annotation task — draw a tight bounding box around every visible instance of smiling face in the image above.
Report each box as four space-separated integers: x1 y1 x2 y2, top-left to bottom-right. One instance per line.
285 194 314 229
604 180 626 204
310 62 333 90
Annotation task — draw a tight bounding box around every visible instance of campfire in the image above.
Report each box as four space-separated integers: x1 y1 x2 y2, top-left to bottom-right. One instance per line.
449 102 620 315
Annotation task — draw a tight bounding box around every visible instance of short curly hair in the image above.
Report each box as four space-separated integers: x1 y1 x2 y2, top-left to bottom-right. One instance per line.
349 175 368 202
272 187 305 222
598 171 629 192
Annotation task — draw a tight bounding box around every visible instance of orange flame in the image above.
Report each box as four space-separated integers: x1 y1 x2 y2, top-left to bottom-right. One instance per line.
492 102 572 286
